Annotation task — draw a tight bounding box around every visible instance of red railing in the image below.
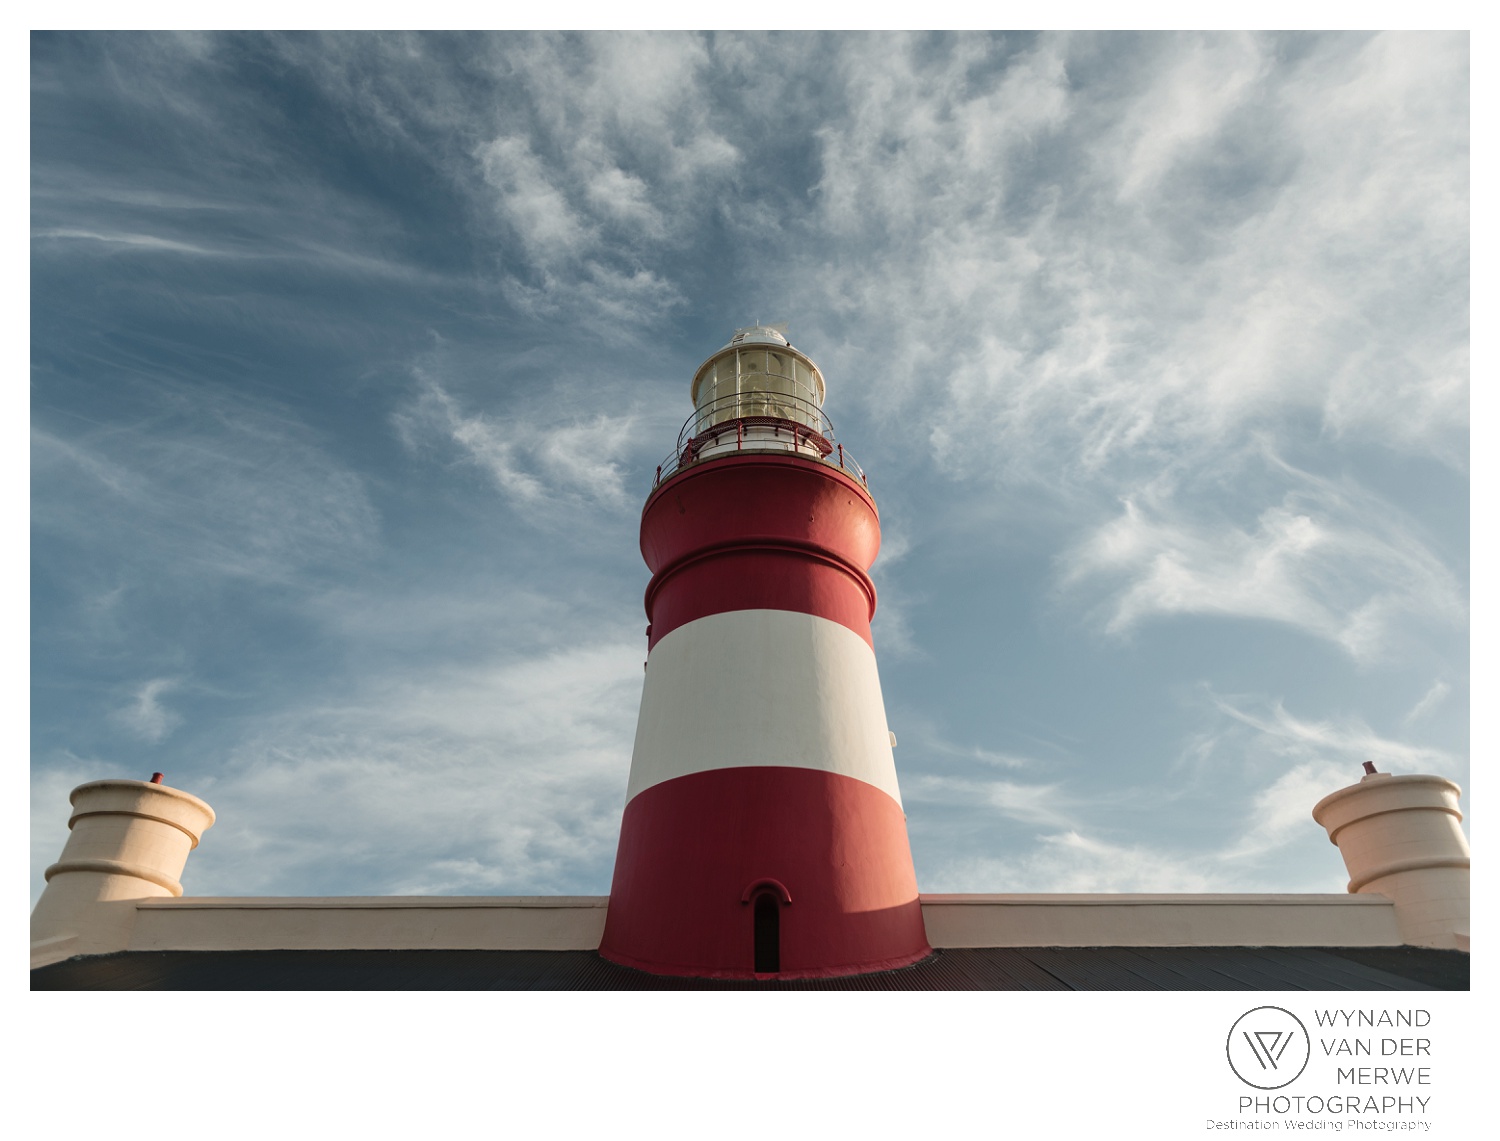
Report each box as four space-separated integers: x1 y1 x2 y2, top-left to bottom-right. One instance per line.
653 392 868 490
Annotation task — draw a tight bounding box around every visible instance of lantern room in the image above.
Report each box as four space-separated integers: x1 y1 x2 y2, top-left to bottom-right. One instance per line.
658 324 863 480
688 324 826 431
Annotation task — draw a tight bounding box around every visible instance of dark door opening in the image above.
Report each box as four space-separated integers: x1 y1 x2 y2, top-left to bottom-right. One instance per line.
753 892 780 973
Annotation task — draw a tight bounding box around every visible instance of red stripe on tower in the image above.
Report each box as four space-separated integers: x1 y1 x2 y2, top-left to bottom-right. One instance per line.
642 454 879 650
600 325 930 979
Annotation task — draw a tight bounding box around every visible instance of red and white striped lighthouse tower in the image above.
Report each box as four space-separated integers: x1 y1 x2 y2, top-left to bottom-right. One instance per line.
600 325 930 979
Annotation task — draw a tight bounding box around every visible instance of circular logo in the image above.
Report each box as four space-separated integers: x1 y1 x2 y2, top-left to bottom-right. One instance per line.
1226 1006 1311 1089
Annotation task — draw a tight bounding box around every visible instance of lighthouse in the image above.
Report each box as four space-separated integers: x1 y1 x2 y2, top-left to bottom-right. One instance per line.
599 325 930 979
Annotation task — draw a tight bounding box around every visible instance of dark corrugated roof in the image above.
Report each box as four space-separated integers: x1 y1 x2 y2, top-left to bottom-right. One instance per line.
30 946 1468 991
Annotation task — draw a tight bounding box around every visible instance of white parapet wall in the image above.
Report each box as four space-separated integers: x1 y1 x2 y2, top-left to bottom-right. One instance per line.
112 892 1400 956
34 891 1414 969
127 896 610 953
918 893 1404 948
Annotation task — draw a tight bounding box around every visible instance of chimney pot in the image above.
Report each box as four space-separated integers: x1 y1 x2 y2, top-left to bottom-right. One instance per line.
1312 773 1468 949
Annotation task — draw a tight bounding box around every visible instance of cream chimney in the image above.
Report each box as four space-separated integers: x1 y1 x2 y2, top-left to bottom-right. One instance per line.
31 777 215 966
1312 768 1469 950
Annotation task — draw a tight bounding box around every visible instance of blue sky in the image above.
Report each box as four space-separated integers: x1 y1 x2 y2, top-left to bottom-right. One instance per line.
30 31 1469 906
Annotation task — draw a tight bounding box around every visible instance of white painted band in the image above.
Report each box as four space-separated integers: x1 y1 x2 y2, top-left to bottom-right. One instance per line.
626 608 902 806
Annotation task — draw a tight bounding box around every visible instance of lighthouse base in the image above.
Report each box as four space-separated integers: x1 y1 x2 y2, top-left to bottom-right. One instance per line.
598 945 934 982
600 766 931 979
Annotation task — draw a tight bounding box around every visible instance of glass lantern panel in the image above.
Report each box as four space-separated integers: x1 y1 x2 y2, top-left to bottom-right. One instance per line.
693 355 728 425
794 358 817 404
709 361 729 404
764 369 789 421
741 363 770 417
722 362 747 424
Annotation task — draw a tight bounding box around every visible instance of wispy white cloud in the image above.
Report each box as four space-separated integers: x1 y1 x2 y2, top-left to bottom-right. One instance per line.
32 210 452 288
906 772 1072 829
870 597 923 661
32 228 234 256
924 831 1219 894
183 636 643 896
1180 686 1461 865
585 167 662 235
33 394 379 585
910 675 1461 893
918 736 1037 771
1403 679 1452 727
1057 467 1466 662
476 135 594 269
866 530 927 659
112 678 183 743
500 32 739 187
502 262 683 327
813 33 1071 241
1222 760 1356 862
394 371 638 514
1207 691 1458 776
794 32 1465 487
1109 35 1270 202
457 34 738 324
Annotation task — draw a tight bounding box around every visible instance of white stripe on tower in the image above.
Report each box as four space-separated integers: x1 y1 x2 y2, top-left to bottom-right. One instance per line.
628 608 902 806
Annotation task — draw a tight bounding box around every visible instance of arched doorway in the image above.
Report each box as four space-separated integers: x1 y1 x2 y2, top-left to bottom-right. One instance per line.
741 877 791 975
753 891 780 973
